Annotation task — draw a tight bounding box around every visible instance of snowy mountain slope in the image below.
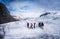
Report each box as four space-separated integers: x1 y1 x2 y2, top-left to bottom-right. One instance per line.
0 11 60 39
3 20 60 39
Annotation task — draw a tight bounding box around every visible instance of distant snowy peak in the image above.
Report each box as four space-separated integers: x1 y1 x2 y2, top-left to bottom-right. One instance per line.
10 12 41 20
10 11 60 21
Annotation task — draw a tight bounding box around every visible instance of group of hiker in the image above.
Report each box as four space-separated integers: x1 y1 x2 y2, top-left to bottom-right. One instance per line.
27 22 44 29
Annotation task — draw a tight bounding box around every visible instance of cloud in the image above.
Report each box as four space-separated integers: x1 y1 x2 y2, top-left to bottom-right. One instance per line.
37 0 60 10
0 0 60 12
9 1 45 13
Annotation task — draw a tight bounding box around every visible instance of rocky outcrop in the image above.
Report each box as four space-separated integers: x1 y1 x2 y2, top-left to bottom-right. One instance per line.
0 3 18 24
40 12 50 17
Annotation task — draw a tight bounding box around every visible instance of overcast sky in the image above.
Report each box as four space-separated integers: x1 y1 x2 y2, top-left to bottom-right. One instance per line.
0 0 60 13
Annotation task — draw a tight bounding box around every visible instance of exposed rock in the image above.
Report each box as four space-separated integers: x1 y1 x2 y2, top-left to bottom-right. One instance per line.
40 12 50 17
0 3 18 24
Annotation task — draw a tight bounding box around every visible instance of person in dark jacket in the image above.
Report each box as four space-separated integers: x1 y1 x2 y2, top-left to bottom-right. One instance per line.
34 23 36 28
30 23 33 28
38 22 44 29
27 23 29 28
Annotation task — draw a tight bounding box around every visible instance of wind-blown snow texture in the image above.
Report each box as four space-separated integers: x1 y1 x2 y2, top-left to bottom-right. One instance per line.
0 12 60 39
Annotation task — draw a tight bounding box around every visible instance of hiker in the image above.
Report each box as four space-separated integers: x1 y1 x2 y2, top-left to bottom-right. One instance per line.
30 23 33 28
27 23 29 28
38 22 44 29
34 23 36 28
27 23 33 28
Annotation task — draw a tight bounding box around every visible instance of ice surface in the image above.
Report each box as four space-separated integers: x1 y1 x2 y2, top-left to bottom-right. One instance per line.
0 12 60 39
